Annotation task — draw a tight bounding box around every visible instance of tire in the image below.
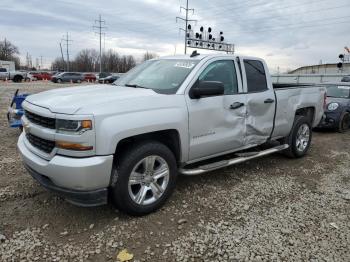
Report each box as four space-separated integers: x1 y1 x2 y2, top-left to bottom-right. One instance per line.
13 75 23 83
281 115 312 158
338 111 350 133
111 141 178 216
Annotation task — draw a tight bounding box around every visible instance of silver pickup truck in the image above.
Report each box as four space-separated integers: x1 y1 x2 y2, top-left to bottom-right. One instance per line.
18 54 326 215
0 67 27 82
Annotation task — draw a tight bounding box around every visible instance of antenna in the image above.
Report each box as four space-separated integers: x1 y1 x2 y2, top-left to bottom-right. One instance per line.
176 0 197 54
93 14 107 73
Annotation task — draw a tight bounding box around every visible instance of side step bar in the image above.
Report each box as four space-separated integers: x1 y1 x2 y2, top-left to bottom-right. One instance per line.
179 144 289 176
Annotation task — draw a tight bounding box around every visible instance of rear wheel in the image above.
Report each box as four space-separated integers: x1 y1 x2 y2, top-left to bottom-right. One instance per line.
338 111 350 133
57 79 62 83
111 141 177 216
282 115 312 158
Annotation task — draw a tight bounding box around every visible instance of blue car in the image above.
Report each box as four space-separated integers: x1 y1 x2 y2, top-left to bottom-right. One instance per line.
318 84 350 132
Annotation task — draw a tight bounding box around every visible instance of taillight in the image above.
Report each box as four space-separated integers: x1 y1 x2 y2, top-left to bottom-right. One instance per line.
323 92 327 110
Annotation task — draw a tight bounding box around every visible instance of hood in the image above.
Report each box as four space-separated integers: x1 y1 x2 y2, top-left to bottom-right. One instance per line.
326 96 350 105
26 85 159 114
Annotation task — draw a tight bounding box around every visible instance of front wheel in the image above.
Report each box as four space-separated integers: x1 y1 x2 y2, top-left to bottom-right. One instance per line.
338 111 350 133
111 141 178 216
281 116 312 158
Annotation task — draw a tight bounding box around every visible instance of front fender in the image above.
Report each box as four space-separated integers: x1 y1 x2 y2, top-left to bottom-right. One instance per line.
95 106 189 162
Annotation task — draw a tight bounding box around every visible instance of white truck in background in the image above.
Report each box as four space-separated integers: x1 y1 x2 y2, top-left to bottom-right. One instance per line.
18 53 327 215
0 60 27 82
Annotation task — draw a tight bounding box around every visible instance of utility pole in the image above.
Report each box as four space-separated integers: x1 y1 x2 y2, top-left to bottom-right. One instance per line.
61 32 72 71
93 14 107 73
176 0 197 54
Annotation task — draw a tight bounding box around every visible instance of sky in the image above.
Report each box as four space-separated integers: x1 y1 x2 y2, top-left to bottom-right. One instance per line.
0 0 349 72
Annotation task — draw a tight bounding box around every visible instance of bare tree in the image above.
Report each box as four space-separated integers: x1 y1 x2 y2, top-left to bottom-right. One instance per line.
0 38 20 68
51 48 137 73
143 51 158 62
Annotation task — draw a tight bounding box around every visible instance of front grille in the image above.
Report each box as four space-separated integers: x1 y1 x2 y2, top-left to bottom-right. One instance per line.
26 133 55 154
25 110 56 129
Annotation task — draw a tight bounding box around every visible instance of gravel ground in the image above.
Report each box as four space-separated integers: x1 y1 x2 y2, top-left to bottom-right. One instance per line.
0 81 349 261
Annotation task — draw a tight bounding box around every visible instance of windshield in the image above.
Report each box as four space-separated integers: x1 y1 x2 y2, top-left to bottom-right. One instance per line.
326 85 350 98
114 59 199 94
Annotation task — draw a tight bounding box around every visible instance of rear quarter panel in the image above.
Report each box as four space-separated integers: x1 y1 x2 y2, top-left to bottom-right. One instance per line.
273 86 326 138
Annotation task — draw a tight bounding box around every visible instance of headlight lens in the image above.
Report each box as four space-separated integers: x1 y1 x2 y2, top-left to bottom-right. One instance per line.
56 119 92 134
327 103 339 111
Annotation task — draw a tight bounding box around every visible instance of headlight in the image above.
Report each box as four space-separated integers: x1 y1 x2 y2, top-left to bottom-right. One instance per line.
327 103 339 111
56 119 92 134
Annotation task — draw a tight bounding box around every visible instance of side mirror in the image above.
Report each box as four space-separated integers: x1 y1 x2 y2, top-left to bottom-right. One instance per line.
190 81 225 99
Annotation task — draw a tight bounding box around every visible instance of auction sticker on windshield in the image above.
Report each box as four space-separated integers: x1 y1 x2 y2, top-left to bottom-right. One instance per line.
174 61 196 69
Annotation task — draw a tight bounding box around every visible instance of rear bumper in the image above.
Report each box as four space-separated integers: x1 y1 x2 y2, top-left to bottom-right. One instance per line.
17 133 114 206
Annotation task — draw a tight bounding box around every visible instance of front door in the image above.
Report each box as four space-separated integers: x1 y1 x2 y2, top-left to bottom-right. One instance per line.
186 59 247 161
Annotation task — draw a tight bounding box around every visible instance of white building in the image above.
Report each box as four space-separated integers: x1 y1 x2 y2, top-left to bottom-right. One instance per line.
289 63 350 75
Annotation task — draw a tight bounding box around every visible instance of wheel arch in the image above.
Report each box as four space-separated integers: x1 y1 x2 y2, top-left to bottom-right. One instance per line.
114 129 182 165
295 106 315 125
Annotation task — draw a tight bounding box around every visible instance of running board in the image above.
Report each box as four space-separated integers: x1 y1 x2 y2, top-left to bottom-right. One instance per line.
179 144 289 176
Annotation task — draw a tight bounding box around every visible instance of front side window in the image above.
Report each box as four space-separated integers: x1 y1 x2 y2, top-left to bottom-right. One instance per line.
244 59 268 92
199 60 238 95
115 59 199 94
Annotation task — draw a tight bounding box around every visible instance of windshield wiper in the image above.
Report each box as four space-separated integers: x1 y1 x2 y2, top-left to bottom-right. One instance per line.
125 84 148 89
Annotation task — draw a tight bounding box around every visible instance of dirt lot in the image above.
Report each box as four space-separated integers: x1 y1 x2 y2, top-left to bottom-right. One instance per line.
0 82 349 262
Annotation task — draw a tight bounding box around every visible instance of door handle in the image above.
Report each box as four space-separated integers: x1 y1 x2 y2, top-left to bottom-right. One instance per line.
230 102 245 110
264 98 275 104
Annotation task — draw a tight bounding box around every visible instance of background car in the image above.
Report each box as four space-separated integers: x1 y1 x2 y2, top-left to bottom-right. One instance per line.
98 74 120 84
341 76 350 82
31 71 52 80
83 73 97 82
317 83 350 132
51 72 84 83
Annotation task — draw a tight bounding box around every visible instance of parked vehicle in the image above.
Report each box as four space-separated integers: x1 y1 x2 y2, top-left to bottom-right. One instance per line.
0 67 27 82
31 71 52 80
341 76 350 82
317 83 350 132
18 54 326 215
83 73 97 82
98 74 120 84
51 72 84 83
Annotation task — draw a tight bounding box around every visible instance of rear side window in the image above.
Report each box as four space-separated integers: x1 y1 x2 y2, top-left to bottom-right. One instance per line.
244 60 268 92
0 68 7 72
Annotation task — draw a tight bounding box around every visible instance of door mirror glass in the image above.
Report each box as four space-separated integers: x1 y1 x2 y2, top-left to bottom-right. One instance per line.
190 81 224 99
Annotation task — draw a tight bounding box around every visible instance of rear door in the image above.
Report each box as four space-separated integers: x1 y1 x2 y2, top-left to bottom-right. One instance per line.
186 58 247 161
239 58 275 145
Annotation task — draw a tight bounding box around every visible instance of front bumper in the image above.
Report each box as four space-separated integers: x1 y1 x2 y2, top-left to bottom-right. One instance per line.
17 133 114 206
317 112 340 129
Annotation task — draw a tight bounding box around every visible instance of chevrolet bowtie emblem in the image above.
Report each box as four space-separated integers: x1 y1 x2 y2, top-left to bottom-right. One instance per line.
23 123 30 133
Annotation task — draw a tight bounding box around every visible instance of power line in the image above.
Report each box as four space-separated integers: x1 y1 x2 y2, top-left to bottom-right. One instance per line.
176 0 197 54
216 3 350 27
93 14 107 73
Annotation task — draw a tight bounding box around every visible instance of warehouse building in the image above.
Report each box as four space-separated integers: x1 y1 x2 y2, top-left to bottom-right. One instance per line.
289 62 350 75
